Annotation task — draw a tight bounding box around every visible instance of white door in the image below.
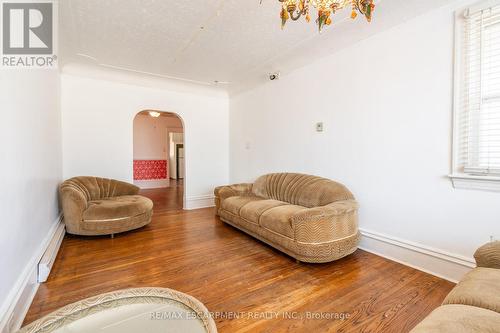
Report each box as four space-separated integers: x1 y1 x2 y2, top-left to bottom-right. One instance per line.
178 146 185 179
168 132 176 179
168 132 184 180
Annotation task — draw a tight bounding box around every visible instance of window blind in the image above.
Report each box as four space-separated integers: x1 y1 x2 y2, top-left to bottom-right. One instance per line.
459 3 500 175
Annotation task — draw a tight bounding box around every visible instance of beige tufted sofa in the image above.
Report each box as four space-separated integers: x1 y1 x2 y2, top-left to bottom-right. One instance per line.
215 173 360 263
60 177 153 236
411 241 500 332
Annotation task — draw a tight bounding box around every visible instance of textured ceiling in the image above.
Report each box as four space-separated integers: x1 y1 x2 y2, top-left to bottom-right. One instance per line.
60 0 459 94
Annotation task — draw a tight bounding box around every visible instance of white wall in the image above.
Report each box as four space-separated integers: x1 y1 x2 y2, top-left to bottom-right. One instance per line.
0 69 61 330
61 66 229 209
230 2 500 280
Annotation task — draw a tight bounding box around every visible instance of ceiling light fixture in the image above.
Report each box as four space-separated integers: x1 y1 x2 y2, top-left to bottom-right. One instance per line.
276 0 375 31
149 111 161 118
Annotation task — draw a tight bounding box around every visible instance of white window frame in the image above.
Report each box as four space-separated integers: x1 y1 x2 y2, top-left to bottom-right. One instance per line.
450 0 500 192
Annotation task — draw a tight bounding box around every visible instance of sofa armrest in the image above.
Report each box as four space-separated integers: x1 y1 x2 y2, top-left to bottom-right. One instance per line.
214 183 253 215
59 185 88 234
291 200 359 244
474 241 500 269
214 183 253 200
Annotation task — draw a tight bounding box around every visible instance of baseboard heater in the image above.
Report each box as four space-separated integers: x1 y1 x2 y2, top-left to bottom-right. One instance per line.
38 222 65 283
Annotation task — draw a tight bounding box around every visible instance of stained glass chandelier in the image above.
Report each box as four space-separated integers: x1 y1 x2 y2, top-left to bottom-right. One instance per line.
277 0 375 31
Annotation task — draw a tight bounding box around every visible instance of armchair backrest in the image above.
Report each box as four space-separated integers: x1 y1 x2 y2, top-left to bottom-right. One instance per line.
252 173 354 208
60 176 140 202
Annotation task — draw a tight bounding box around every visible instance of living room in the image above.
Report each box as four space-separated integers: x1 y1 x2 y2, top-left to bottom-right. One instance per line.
1 0 499 332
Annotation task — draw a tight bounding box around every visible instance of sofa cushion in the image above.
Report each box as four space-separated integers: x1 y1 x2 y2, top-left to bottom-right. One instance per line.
240 199 288 224
410 304 500 333
221 196 262 216
83 195 153 221
443 267 500 313
260 205 305 239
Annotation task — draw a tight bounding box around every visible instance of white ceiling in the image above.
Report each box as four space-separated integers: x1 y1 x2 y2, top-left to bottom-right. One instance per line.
60 0 460 94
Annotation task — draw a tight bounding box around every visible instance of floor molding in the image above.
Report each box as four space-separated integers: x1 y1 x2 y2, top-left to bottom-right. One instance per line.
0 215 63 333
185 194 215 210
359 228 475 283
133 179 170 189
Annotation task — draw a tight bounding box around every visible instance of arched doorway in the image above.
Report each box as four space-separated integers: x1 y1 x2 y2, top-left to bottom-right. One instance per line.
133 110 184 211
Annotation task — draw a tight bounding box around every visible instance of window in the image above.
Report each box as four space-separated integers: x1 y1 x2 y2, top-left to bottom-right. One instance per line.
451 1 500 191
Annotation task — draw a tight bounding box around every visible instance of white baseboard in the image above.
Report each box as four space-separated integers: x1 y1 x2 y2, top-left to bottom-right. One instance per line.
185 194 215 210
134 179 170 189
359 228 475 283
0 214 64 333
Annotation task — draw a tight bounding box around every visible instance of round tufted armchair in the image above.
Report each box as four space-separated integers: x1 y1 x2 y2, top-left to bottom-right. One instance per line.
60 176 153 236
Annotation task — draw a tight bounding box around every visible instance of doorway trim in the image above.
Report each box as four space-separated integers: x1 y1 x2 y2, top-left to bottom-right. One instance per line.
133 110 187 209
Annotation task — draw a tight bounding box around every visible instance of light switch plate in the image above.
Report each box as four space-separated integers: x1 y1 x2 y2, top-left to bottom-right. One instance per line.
316 122 324 132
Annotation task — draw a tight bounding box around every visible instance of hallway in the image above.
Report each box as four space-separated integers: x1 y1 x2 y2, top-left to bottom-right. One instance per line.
139 179 184 212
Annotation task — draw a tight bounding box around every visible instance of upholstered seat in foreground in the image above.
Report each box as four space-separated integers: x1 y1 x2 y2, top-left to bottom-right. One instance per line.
410 304 500 333
411 241 500 332
443 267 500 313
60 176 153 236
215 173 360 263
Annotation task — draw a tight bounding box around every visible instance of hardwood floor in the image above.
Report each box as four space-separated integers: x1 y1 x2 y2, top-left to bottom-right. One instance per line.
139 179 184 212
24 185 454 332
